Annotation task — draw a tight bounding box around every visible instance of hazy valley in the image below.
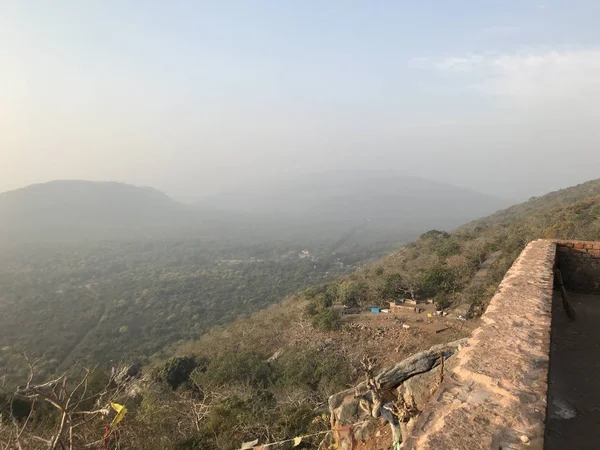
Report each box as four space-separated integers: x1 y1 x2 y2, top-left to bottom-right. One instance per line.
1 175 599 449
0 172 506 381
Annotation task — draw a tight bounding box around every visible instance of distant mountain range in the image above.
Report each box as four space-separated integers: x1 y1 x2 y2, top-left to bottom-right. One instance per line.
201 171 510 229
0 180 184 223
0 181 192 241
0 173 510 242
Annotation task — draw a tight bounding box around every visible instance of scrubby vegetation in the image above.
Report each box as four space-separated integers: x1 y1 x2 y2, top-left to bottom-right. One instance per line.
0 233 393 384
2 179 600 449
1 341 347 449
305 180 600 321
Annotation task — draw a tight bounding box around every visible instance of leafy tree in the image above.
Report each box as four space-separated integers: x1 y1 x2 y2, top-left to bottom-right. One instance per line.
311 308 341 331
434 292 452 310
381 273 419 301
382 273 404 299
305 301 319 316
435 240 461 258
197 351 276 389
314 292 332 309
152 356 198 390
338 280 366 307
421 263 459 296
300 285 326 300
278 350 350 393
325 281 341 304
420 229 450 240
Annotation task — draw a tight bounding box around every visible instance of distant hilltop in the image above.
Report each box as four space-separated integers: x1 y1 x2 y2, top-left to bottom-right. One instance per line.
0 173 510 243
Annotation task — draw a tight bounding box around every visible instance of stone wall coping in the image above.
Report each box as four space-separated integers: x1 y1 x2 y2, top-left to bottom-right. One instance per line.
401 239 556 450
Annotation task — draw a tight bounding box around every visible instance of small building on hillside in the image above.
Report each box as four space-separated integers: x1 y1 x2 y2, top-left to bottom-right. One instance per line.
389 299 425 311
298 249 310 258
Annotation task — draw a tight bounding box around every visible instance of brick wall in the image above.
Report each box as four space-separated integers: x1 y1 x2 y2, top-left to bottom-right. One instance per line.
556 241 600 294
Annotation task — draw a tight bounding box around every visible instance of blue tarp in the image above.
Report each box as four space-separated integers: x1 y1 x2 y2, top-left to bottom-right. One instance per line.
370 307 381 313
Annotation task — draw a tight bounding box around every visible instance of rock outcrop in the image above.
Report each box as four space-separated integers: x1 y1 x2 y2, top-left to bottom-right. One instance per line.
328 339 467 447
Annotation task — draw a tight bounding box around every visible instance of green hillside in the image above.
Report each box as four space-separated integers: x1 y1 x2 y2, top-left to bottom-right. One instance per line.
144 179 600 449
0 174 507 385
2 179 600 450
307 178 600 318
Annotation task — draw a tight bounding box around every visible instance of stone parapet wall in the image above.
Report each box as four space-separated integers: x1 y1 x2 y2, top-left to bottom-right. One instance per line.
401 239 556 450
556 240 600 293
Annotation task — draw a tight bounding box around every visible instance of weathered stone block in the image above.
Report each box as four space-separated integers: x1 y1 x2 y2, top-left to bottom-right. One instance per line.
398 364 443 411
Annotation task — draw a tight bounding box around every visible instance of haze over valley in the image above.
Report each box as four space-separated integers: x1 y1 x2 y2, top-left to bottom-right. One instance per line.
0 171 506 379
2 2 600 449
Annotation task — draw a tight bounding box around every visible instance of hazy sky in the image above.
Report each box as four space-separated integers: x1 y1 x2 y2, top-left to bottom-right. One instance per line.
2 1 600 201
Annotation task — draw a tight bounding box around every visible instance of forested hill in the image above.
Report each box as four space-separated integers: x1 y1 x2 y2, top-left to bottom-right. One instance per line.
302 178 600 319
0 180 191 241
2 178 600 450
0 175 508 243
474 178 600 227
176 178 600 357
201 170 510 230
147 178 600 449
0 174 508 385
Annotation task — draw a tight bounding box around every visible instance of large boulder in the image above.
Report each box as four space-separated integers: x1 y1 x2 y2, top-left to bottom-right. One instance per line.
398 364 443 411
329 339 466 413
328 339 467 448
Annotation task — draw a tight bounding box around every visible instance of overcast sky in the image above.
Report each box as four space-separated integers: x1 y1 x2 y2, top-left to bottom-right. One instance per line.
2 1 600 201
